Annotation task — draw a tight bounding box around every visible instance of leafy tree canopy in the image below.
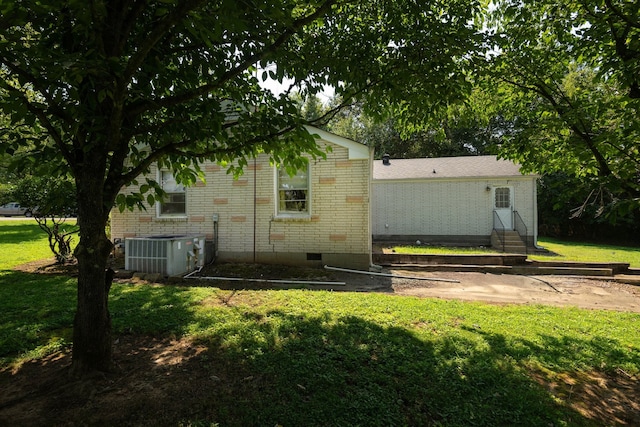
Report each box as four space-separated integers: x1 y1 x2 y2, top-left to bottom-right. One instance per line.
325 89 501 159
8 175 79 263
485 0 640 221
0 0 484 374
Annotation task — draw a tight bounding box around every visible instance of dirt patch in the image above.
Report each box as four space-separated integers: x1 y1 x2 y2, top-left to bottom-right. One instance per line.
186 262 640 312
15 258 640 312
13 257 79 276
386 270 640 312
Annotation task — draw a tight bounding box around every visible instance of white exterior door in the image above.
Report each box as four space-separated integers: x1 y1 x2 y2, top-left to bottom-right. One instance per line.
493 186 513 230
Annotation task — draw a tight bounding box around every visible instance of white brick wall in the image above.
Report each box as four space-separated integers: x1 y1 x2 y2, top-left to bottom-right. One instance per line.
110 140 371 263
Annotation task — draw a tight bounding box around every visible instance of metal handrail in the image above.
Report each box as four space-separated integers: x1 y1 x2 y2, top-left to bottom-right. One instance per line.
513 211 528 255
492 210 506 252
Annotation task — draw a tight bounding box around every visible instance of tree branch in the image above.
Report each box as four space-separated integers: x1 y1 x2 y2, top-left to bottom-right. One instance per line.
118 138 197 186
500 70 613 176
118 119 312 187
123 0 208 82
603 0 640 29
110 0 150 57
0 60 75 127
1 84 74 168
304 78 382 127
127 0 338 117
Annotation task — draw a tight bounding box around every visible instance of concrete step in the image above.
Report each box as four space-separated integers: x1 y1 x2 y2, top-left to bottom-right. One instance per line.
500 234 524 240
386 264 615 276
374 254 632 277
491 230 528 254
526 260 630 274
510 266 614 276
373 253 528 266
495 239 526 245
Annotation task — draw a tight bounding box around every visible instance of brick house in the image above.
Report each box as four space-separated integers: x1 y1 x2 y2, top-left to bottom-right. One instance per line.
372 155 539 250
110 127 373 270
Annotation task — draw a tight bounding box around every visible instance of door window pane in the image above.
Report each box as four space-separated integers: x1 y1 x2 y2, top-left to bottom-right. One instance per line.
495 187 510 209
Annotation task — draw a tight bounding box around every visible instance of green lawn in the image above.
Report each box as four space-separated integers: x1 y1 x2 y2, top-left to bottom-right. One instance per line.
1 221 639 426
532 237 640 267
388 237 640 267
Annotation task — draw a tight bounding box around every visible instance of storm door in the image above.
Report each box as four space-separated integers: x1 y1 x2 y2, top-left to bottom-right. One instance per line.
493 186 513 230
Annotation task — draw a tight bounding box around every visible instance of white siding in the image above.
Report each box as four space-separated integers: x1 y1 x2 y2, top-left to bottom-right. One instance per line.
372 177 537 240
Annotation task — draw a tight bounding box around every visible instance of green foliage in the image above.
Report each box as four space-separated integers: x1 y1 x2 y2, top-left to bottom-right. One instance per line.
6 176 79 263
531 238 640 267
537 172 640 241
9 175 77 218
486 0 640 222
326 91 499 159
0 0 484 203
0 0 486 370
301 94 328 122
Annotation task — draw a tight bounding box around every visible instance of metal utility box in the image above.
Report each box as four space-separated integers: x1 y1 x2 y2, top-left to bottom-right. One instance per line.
125 235 206 276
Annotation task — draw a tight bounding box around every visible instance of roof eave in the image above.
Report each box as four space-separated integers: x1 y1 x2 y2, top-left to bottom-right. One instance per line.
372 174 539 182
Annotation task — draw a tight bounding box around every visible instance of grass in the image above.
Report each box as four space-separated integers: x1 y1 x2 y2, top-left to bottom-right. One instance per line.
388 237 640 267
1 221 639 426
531 237 640 267
0 220 60 270
0 220 77 360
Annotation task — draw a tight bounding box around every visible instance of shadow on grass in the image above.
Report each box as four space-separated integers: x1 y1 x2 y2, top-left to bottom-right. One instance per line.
0 272 200 361
2 276 638 426
0 222 48 245
178 311 636 427
0 272 76 359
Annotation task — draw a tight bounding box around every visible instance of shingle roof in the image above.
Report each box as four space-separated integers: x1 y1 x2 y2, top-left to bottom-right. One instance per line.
373 155 530 180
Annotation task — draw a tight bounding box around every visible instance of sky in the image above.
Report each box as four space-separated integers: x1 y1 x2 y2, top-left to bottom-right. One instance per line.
257 64 335 104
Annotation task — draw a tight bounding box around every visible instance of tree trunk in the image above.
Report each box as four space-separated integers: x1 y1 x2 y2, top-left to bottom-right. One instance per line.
70 175 115 376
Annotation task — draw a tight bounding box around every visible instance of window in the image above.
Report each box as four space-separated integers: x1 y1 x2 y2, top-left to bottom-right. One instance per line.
159 170 186 216
277 165 309 215
494 187 511 209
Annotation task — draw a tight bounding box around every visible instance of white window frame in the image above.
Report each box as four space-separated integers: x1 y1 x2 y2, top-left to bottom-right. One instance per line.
275 164 311 218
157 170 187 217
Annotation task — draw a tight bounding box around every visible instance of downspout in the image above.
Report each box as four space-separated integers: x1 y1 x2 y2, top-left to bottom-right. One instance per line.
368 147 380 271
533 176 542 249
253 156 257 263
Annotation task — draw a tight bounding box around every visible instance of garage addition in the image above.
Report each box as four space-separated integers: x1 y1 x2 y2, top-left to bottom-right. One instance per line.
372 155 539 250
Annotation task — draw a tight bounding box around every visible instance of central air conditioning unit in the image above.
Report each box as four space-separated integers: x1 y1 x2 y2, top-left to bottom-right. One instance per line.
125 235 206 276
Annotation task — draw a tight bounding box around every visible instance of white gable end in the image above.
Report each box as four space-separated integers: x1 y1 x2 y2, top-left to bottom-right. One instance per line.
305 126 369 160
